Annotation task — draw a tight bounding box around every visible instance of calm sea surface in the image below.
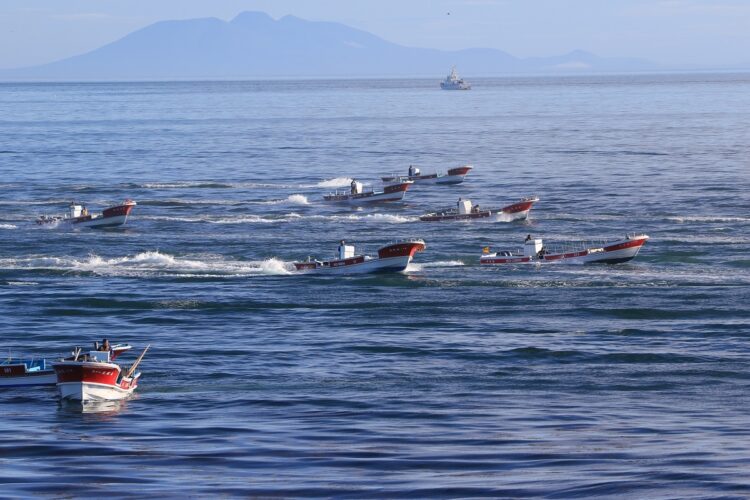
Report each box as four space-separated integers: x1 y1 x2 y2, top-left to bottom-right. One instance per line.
1 74 749 497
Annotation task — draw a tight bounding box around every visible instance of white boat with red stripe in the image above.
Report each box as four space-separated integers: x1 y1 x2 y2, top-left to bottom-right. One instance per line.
480 234 650 265
37 199 137 228
420 196 538 222
0 357 57 387
324 180 412 204
382 164 472 185
52 343 148 402
294 239 426 274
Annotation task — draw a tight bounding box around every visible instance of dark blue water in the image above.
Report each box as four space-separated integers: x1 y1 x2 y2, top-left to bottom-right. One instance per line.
1 75 749 497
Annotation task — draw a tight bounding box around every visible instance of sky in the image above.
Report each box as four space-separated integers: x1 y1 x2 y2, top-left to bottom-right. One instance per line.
1 0 750 70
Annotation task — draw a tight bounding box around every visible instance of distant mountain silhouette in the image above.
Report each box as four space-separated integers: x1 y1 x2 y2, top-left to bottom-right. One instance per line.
1 11 659 80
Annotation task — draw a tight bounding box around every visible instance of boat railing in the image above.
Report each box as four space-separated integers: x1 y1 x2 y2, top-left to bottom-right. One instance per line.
381 238 426 247
541 238 616 255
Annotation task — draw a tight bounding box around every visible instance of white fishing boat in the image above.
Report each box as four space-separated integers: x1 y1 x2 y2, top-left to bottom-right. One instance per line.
382 165 472 185
480 234 650 265
420 196 538 222
53 343 148 403
294 239 426 274
323 180 412 204
37 200 136 228
440 66 471 90
0 357 57 387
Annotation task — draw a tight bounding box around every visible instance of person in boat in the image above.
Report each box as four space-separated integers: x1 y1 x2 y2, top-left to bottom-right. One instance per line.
457 197 462 212
350 179 357 195
472 204 480 213
82 206 89 217
525 234 532 242
338 240 346 260
97 338 111 352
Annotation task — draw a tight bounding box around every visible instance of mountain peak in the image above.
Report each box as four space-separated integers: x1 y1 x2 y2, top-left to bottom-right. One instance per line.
231 11 274 26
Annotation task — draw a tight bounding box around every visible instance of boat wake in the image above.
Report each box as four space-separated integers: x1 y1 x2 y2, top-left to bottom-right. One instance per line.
0 251 295 277
259 194 310 206
141 212 415 225
407 260 465 271
667 215 750 223
308 177 353 188
0 223 17 229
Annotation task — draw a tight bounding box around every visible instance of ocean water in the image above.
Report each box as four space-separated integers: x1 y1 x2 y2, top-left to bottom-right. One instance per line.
0 74 749 497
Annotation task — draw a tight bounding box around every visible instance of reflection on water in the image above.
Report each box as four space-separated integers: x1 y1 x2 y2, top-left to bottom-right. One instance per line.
58 398 129 416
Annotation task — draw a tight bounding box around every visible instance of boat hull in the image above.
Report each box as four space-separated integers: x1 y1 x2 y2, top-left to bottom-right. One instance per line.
0 358 57 387
383 166 472 186
37 202 136 229
0 369 57 387
420 197 537 222
480 236 649 265
294 240 426 275
324 182 411 204
57 381 136 402
53 361 138 402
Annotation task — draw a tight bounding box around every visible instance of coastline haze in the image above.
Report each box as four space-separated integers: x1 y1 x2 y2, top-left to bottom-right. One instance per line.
2 0 750 74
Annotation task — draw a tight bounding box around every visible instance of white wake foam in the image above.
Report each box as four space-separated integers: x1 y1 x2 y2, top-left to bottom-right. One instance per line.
141 212 414 225
0 252 294 277
0 223 17 229
311 177 353 188
259 194 310 206
667 216 750 223
406 260 465 272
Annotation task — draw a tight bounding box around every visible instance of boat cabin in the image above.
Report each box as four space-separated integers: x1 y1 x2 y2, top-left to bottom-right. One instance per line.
87 350 112 363
524 239 544 257
457 199 472 215
338 243 355 260
69 203 84 218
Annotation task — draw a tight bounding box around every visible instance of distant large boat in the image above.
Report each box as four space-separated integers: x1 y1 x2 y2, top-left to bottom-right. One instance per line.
440 66 471 90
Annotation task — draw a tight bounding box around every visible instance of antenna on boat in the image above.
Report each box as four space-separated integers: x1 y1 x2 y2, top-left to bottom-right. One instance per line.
125 344 151 379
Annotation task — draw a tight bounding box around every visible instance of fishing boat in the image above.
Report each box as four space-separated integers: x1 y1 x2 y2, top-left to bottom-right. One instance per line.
480 234 650 265
294 239 426 274
420 196 538 222
1 342 133 388
52 343 148 402
323 181 412 204
382 165 472 185
0 356 56 387
440 66 471 90
36 200 136 228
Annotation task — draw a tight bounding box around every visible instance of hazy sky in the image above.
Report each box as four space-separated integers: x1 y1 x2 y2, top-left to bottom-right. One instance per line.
2 0 749 69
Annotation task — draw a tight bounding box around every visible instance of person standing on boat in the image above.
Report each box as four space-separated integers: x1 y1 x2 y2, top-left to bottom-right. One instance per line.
350 179 357 195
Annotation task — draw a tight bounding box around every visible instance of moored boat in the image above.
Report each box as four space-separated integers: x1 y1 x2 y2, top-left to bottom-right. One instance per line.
36 200 136 228
324 180 412 204
52 342 147 403
294 239 426 274
0 357 56 387
480 234 650 265
382 165 472 185
420 196 538 222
